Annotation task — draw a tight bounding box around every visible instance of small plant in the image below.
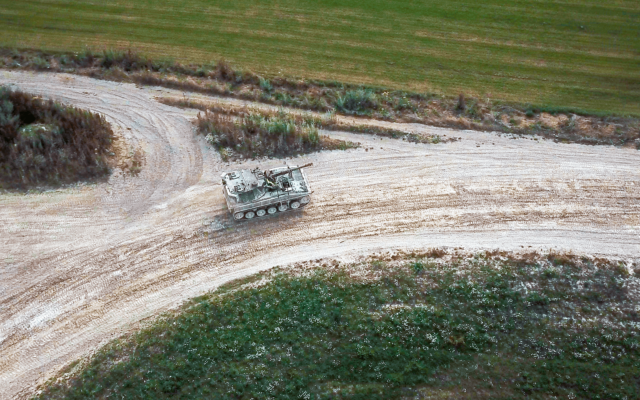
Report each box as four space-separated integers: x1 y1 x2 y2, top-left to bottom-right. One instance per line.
259 77 273 93
411 261 425 275
216 59 235 80
334 89 378 114
614 262 629 277
526 291 550 306
32 56 50 70
76 47 95 67
274 91 293 105
195 65 210 77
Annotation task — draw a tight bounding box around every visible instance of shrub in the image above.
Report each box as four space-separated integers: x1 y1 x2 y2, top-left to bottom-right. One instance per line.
0 86 113 189
216 59 235 81
334 89 378 114
32 56 50 70
259 77 273 93
525 108 535 118
195 65 210 77
75 47 95 67
411 261 425 275
196 109 322 159
456 93 466 111
100 49 151 71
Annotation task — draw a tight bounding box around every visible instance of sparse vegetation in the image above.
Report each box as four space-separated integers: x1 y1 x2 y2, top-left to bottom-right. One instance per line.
1 48 638 148
195 108 358 161
159 97 447 147
35 250 639 399
0 86 114 189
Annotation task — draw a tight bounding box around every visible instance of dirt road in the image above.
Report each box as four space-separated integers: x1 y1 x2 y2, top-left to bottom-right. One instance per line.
0 71 638 399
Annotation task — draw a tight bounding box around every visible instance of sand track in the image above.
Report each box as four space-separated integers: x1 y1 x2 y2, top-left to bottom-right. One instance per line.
0 71 639 399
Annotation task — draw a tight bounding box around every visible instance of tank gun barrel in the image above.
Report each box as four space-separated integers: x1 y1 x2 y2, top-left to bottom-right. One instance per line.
271 163 313 179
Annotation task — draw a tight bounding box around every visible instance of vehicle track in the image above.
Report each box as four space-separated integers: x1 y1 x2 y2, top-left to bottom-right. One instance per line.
0 71 639 399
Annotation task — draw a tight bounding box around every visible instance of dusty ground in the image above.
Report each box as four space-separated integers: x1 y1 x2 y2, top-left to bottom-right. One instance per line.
0 71 639 399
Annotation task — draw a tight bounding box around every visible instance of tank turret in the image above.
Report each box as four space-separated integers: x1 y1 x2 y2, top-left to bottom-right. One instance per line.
221 163 312 220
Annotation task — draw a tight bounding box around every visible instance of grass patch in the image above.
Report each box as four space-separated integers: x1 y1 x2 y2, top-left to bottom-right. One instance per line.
35 251 640 399
195 108 358 161
0 86 113 189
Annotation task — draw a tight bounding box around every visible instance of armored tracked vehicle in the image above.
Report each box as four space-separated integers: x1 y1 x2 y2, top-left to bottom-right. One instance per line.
221 163 312 220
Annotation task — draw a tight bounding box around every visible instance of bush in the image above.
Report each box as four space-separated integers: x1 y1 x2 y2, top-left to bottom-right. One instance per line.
0 86 113 189
334 89 378 114
259 77 273 93
411 261 425 275
100 49 151 71
456 93 466 111
32 56 50 70
196 109 321 159
215 59 235 80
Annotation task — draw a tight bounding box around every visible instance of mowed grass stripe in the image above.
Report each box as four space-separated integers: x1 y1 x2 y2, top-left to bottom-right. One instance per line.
2 0 638 115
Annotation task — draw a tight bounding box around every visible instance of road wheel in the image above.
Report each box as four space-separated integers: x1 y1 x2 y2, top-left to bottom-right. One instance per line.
278 203 288 212
256 209 266 217
245 211 255 219
234 212 244 220
267 206 277 214
300 196 310 204
290 201 300 209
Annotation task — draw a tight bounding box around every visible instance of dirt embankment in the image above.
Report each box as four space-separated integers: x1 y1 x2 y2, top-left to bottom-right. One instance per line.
0 70 639 399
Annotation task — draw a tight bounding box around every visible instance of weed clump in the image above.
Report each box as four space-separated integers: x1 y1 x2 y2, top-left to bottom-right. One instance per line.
334 89 378 115
0 86 113 189
456 93 466 111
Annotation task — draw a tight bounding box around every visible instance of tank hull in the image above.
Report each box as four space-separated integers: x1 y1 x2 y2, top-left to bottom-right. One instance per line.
221 165 311 220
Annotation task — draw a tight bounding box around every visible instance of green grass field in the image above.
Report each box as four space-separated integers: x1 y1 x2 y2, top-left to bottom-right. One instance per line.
1 1 639 115
36 254 639 399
